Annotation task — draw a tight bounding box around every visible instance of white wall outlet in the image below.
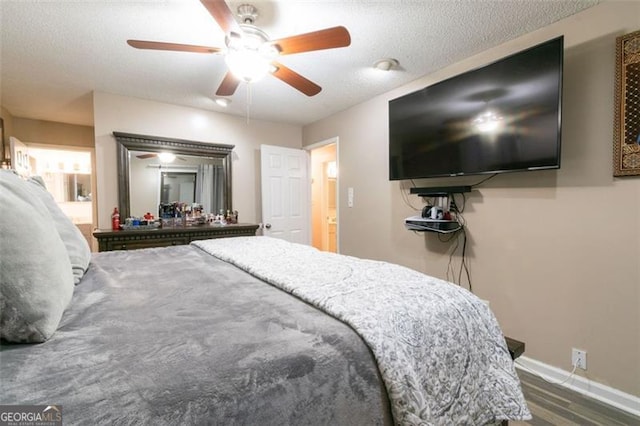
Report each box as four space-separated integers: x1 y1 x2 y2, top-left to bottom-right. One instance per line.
572 348 587 370
347 187 354 207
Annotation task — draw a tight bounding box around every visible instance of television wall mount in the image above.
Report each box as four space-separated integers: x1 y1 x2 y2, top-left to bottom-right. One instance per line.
409 185 471 197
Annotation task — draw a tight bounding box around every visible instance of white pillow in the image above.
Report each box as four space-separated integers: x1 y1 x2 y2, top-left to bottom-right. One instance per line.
0 170 74 342
27 176 91 284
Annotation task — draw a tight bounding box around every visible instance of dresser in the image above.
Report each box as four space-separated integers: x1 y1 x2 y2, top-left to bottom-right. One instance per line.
93 223 260 252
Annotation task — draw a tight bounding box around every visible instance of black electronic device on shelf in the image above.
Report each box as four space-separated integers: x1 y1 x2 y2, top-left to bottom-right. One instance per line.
405 187 467 234
404 216 461 233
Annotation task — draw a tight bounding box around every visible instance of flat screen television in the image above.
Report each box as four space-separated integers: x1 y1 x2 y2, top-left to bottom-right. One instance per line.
389 36 563 180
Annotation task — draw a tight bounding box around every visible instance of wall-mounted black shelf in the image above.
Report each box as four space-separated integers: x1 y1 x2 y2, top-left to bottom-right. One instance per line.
404 216 462 233
410 185 471 197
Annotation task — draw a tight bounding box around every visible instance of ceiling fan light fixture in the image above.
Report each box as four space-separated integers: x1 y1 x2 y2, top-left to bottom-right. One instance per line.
158 152 176 163
225 24 277 82
225 48 271 82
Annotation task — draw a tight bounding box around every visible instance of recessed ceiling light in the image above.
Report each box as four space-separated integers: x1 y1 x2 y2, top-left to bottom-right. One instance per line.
215 98 231 107
373 58 399 71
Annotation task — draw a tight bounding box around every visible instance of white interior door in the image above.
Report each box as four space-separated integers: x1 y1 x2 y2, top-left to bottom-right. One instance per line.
260 144 310 244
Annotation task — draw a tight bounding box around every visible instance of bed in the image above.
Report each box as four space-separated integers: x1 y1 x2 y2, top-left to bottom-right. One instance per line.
0 170 531 425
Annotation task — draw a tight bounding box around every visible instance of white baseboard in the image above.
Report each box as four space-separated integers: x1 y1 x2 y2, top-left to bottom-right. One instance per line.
515 356 640 418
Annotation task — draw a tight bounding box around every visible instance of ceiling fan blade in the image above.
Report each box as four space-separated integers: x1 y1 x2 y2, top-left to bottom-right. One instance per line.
216 72 241 96
136 153 157 159
271 62 321 97
200 0 242 36
270 26 351 55
127 40 222 54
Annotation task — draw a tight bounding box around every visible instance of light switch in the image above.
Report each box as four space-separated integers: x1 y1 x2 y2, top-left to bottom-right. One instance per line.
348 187 354 207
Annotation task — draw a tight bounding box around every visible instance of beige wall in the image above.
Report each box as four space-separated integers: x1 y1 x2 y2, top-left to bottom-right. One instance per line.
0 110 94 159
12 117 94 148
93 92 302 229
303 2 640 397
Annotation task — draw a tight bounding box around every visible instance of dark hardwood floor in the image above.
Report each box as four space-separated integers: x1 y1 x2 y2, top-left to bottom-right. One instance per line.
512 369 640 426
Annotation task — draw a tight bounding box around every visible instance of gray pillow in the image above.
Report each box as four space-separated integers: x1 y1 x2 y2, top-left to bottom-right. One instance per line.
27 176 91 284
0 170 74 342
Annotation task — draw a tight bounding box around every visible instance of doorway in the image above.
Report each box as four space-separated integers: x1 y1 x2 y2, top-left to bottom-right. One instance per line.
22 145 96 250
160 171 197 204
260 144 310 244
309 140 338 253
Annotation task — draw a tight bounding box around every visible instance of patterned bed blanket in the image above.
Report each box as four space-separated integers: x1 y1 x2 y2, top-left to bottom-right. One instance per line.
193 237 531 425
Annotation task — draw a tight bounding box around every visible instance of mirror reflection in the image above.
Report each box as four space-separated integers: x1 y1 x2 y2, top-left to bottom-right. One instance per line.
114 132 233 221
129 151 225 217
160 172 196 205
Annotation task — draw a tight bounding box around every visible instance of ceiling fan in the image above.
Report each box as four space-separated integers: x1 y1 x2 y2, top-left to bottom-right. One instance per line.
127 0 351 97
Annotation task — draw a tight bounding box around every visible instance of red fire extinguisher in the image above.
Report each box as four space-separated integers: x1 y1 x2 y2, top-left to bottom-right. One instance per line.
111 207 120 230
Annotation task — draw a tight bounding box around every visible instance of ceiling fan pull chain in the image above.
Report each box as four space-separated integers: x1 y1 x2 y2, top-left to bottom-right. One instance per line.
246 83 252 124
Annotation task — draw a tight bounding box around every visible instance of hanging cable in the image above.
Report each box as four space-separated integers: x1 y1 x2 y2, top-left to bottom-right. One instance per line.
245 83 252 124
443 229 461 283
515 359 580 386
471 173 498 187
458 226 471 292
400 180 422 211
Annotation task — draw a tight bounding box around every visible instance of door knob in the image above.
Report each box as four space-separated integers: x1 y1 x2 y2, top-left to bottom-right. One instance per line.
265 223 272 229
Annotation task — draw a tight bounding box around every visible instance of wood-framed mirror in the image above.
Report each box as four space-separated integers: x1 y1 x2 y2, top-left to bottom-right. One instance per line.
114 132 233 220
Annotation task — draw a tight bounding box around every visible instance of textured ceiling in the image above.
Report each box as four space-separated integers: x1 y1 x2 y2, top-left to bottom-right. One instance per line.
0 0 598 127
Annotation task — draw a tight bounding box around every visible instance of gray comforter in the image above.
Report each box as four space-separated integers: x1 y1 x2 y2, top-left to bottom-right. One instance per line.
194 237 530 425
1 245 392 425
